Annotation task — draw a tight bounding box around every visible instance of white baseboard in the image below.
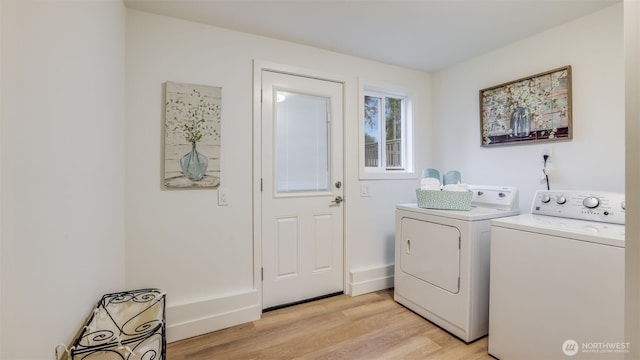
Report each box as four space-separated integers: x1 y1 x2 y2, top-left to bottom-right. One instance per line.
166 289 261 343
348 264 394 296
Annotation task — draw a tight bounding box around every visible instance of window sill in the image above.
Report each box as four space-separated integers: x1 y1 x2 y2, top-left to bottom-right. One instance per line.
359 170 418 181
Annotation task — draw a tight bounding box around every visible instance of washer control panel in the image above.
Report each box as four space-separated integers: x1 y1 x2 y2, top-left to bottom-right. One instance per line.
531 190 625 224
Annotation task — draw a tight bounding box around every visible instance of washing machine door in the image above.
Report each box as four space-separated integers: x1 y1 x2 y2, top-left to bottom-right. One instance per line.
400 218 461 293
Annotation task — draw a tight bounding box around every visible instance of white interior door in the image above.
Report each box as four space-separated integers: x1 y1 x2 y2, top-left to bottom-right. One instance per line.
261 70 344 310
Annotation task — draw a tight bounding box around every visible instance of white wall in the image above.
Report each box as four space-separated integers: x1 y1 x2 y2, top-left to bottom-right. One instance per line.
125 10 431 341
433 4 624 213
625 0 640 357
0 0 4 356
0 1 127 358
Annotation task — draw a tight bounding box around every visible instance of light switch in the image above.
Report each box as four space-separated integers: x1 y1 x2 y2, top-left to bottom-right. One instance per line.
218 188 230 206
360 184 371 197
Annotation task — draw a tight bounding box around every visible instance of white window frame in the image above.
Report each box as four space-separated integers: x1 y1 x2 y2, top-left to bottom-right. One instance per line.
358 79 415 180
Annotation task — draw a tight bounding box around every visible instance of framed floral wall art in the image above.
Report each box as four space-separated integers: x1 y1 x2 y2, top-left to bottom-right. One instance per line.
480 66 572 147
164 81 221 188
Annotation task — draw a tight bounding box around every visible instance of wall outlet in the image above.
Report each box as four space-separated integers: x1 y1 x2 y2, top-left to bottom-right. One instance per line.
542 147 552 163
218 188 230 206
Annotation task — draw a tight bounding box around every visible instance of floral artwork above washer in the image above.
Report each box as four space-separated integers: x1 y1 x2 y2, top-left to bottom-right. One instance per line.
480 66 572 147
164 81 221 189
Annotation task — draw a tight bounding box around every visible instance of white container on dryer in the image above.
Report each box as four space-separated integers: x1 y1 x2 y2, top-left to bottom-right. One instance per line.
394 185 519 342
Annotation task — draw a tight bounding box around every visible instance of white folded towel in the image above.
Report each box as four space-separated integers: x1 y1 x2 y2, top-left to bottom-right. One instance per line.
420 177 441 191
443 183 469 192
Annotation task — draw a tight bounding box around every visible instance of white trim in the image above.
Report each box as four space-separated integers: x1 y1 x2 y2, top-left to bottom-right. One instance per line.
166 290 260 343
252 59 263 314
348 264 395 296
358 78 417 181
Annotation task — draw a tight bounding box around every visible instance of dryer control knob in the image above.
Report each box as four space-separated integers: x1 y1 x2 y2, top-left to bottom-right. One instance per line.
556 196 567 205
541 195 551 203
583 197 600 209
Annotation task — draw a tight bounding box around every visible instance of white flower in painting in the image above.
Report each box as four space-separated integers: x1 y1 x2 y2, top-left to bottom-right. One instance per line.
481 69 569 142
166 88 221 145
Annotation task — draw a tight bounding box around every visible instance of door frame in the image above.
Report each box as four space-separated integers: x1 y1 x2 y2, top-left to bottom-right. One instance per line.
252 60 349 310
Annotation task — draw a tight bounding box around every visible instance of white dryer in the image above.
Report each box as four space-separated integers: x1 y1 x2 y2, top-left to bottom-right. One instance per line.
489 190 626 360
394 185 519 342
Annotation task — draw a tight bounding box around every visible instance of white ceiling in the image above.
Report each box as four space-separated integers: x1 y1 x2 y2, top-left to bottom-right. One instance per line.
123 0 620 72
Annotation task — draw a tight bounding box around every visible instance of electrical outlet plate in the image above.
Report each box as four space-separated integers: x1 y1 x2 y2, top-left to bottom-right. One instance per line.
218 188 230 206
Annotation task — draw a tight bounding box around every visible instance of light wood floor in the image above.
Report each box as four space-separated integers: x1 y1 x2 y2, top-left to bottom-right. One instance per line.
167 289 494 360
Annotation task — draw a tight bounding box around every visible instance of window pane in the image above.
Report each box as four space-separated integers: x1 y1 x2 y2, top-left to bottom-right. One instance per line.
385 97 403 168
364 95 381 167
275 91 329 193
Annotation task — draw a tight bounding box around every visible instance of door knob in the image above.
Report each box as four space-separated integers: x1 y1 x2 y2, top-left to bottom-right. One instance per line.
331 196 343 204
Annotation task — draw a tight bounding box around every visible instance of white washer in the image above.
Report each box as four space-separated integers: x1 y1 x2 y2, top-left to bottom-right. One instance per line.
394 185 519 342
489 190 626 360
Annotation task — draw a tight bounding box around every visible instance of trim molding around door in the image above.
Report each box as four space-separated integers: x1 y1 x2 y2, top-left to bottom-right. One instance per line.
252 59 349 311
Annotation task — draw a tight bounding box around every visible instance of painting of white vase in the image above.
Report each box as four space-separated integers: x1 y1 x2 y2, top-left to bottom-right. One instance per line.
163 81 221 189
480 66 572 147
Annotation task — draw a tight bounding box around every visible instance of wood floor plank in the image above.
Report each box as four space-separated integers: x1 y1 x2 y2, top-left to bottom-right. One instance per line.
166 289 493 360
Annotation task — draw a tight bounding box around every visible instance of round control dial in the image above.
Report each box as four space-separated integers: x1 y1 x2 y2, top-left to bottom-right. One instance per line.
541 195 551 203
583 196 600 209
556 196 567 205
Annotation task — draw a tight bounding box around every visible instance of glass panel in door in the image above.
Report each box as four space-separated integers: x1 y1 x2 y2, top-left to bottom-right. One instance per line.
275 90 330 193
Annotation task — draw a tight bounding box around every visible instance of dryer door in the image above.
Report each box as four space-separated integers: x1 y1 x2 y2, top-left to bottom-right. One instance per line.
400 217 461 293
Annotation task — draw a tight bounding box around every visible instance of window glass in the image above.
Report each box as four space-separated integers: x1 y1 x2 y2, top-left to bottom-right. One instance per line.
385 97 403 169
360 84 414 179
364 95 381 167
275 91 329 193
